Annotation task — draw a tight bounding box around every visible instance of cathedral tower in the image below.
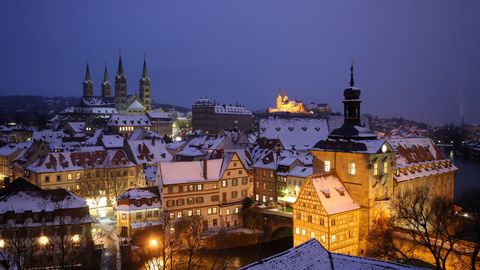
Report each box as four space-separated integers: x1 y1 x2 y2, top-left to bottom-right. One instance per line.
139 56 152 111
101 64 112 98
115 54 127 110
82 63 93 98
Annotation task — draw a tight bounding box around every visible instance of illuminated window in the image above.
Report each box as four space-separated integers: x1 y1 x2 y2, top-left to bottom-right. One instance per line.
226 209 230 215
321 235 326 242
234 207 239 214
169 212 175 219
301 229 306 236
207 208 212 215
67 173 72 180
196 209 201 216
196 184 203 191
177 212 182 219
310 231 316 239
212 207 217 214
331 235 336 242
295 227 300 235
255 194 259 201
76 173 81 180
383 162 388 173
373 163 378 176
348 163 356 175
187 210 193 217
324 160 331 172
221 180 227 187
262 196 266 203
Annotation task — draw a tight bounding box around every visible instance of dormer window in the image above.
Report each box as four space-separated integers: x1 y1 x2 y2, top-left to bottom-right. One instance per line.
321 188 330 198
335 187 345 196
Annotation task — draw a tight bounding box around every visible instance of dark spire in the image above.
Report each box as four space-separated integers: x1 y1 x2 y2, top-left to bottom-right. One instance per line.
103 64 109 82
142 54 149 78
349 63 355 87
84 62 91 81
117 52 124 76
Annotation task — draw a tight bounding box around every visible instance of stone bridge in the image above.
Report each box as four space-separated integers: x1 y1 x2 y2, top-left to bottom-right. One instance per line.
254 208 293 242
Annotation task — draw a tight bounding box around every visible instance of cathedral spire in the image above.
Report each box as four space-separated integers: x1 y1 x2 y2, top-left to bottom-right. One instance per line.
82 62 93 98
349 63 355 87
142 54 149 78
103 64 109 82
117 53 124 76
84 62 91 81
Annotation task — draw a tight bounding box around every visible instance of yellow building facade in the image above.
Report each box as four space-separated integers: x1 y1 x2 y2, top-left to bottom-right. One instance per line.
268 89 306 113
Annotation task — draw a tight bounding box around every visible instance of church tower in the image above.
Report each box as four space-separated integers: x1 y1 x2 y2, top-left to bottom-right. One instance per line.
115 54 127 110
139 56 152 111
343 64 361 126
276 88 283 108
82 63 94 98
101 65 112 98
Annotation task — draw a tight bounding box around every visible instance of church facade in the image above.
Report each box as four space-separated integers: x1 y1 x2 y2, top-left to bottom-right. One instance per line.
81 55 153 114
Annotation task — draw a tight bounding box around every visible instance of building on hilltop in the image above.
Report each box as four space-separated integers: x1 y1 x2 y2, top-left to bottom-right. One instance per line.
192 98 254 135
268 88 306 114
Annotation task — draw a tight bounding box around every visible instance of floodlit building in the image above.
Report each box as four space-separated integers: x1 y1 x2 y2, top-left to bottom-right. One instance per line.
268 89 306 114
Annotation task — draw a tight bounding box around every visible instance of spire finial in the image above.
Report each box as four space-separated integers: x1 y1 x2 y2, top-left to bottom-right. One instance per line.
85 62 91 81
349 61 355 87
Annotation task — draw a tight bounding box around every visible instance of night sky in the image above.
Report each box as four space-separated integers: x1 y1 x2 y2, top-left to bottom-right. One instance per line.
1 1 479 125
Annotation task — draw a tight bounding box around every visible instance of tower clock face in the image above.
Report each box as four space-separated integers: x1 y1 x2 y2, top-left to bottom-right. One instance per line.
381 144 387 153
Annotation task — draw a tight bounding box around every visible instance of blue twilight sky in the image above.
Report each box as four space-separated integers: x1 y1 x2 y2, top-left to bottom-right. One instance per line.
0 0 479 125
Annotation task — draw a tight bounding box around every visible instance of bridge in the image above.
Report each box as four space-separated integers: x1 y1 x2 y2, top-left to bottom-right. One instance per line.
254 208 293 242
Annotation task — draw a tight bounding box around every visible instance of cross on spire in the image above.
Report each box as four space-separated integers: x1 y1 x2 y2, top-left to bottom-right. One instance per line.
349 61 355 87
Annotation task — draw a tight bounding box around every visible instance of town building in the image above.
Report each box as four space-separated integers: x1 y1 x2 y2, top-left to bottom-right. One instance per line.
116 187 162 238
22 149 145 217
107 114 152 138
192 98 254 134
268 89 306 113
0 178 96 268
158 152 250 229
147 111 173 137
240 238 420 270
293 173 360 255
293 65 457 256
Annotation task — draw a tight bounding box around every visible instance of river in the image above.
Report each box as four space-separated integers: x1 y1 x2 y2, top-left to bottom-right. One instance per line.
440 147 480 199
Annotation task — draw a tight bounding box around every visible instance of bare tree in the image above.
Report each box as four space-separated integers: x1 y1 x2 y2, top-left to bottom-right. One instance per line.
368 187 463 270
0 224 36 270
176 215 206 270
458 189 480 270
76 176 108 217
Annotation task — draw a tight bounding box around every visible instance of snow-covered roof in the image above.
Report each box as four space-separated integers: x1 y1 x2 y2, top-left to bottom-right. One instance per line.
32 130 66 145
0 141 32 157
127 99 146 110
0 179 89 214
101 135 124 149
66 122 85 133
307 173 360 215
26 149 135 173
241 238 422 270
147 111 172 120
127 139 173 164
259 118 329 150
159 159 225 185
118 187 160 200
387 137 457 182
117 187 162 211
287 166 312 178
107 114 151 126
214 104 252 115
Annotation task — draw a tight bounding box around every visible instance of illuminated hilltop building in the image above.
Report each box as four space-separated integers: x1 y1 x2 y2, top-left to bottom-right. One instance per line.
268 89 306 113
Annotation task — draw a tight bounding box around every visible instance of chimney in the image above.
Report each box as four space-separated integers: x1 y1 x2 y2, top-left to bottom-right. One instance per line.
203 159 208 180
